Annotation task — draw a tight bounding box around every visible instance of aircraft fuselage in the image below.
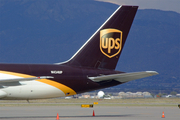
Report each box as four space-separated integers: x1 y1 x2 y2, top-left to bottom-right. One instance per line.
0 63 122 100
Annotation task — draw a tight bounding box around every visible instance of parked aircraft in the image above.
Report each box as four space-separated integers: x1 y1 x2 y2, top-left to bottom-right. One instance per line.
0 6 158 100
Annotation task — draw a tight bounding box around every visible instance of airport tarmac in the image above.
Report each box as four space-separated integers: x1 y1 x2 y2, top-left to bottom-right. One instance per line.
0 105 179 120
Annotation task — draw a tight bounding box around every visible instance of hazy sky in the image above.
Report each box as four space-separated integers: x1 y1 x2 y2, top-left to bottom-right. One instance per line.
97 0 180 13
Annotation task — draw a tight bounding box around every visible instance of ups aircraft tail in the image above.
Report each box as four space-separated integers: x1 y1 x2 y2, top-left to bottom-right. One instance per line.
0 5 158 100
62 6 138 70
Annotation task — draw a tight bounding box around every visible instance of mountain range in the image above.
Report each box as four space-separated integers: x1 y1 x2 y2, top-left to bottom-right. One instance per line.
0 0 179 94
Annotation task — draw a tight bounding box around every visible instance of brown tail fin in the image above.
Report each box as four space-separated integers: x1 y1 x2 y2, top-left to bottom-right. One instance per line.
62 6 138 70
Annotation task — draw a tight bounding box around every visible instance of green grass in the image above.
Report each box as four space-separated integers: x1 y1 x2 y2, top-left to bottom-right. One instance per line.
0 98 179 107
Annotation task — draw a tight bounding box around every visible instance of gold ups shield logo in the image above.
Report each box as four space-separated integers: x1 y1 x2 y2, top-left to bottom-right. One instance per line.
100 29 122 58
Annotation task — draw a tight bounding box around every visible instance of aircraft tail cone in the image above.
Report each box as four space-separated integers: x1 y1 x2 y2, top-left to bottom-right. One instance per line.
56 113 59 120
162 111 165 118
92 110 95 116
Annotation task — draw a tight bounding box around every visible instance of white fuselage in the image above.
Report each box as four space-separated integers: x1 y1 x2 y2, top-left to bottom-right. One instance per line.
0 73 65 100
0 81 65 100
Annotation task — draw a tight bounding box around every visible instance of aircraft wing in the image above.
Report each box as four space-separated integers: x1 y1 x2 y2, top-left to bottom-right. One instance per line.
0 76 54 83
88 71 158 83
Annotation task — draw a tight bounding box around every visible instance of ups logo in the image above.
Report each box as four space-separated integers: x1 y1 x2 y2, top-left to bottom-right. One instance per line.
100 29 122 58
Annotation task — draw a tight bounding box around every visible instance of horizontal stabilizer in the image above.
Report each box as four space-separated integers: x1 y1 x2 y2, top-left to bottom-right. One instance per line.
0 76 54 83
88 71 158 83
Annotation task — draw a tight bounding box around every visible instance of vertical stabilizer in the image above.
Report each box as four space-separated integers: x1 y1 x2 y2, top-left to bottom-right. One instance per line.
62 6 138 70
